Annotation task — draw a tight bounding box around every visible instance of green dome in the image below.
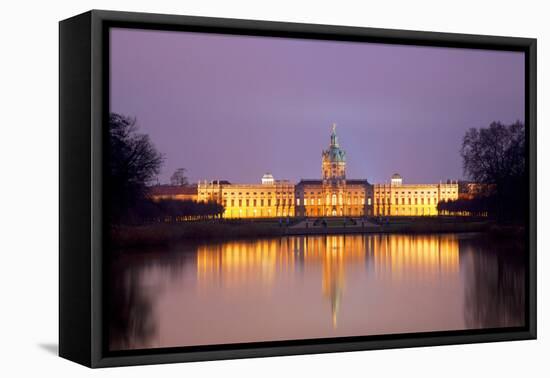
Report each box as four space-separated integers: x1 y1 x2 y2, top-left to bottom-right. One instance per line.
325 145 346 162
323 123 346 162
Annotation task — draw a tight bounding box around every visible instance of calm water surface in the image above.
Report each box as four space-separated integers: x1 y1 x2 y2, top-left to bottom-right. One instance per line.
108 233 525 350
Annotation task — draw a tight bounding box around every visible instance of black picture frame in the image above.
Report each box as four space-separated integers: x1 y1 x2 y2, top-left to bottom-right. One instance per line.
59 9 537 368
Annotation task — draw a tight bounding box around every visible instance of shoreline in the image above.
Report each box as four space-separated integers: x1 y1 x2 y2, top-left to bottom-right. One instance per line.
108 217 518 249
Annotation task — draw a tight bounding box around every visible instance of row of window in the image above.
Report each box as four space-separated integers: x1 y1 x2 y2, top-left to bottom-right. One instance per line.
224 191 293 196
299 191 366 196
201 191 293 197
375 190 456 196
226 209 292 217
300 208 367 217
297 197 367 206
223 199 293 207
376 208 437 216
376 197 438 205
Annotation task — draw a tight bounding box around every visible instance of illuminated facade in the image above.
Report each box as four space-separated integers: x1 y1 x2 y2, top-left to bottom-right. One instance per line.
152 124 458 218
373 174 459 216
149 184 198 202
197 177 295 218
295 124 373 217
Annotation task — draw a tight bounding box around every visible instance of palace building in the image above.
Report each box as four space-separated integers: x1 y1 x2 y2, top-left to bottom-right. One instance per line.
151 124 458 218
373 174 459 216
197 178 295 219
149 184 198 202
295 124 373 217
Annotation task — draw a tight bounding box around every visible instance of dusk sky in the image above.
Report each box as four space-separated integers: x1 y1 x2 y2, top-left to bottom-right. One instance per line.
110 28 524 185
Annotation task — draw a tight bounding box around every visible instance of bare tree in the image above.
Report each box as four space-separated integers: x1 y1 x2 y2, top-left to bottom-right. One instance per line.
461 121 525 185
460 121 526 221
109 113 164 223
170 168 189 186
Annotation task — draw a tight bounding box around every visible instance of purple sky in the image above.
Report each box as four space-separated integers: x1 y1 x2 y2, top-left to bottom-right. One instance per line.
110 28 524 185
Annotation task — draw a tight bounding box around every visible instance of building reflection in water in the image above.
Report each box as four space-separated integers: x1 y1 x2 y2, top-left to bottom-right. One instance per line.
109 233 525 350
370 234 459 280
195 234 459 329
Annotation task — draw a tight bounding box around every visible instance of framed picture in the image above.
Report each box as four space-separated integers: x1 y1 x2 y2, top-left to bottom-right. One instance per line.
59 10 536 368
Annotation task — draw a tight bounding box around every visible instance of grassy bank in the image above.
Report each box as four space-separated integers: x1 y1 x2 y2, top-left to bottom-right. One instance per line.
110 217 510 248
111 221 287 248
376 217 491 234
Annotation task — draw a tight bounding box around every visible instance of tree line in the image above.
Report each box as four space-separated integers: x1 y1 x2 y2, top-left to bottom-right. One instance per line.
438 121 526 222
126 199 225 224
108 113 224 224
437 196 493 217
109 112 527 224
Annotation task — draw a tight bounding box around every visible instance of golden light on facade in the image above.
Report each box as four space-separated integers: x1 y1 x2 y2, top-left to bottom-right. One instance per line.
155 125 459 218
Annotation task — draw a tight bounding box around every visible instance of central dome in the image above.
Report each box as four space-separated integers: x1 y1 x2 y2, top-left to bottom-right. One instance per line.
325 145 346 162
323 123 346 162
322 123 347 181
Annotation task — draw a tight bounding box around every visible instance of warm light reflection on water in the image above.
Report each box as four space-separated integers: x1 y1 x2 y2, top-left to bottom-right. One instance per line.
108 233 525 351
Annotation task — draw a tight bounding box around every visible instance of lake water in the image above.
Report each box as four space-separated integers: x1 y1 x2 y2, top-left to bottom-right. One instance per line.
108 233 525 351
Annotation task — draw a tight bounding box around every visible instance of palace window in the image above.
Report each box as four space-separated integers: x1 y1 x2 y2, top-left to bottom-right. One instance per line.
367 197 372 205
231 199 235 206
246 199 250 207
332 194 337 206
297 198 300 206
239 200 242 206
253 199 257 206
361 198 365 205
261 199 264 207
318 198 321 205
268 199 271 206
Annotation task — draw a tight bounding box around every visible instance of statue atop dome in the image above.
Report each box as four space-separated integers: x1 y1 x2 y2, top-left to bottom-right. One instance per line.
322 123 346 182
